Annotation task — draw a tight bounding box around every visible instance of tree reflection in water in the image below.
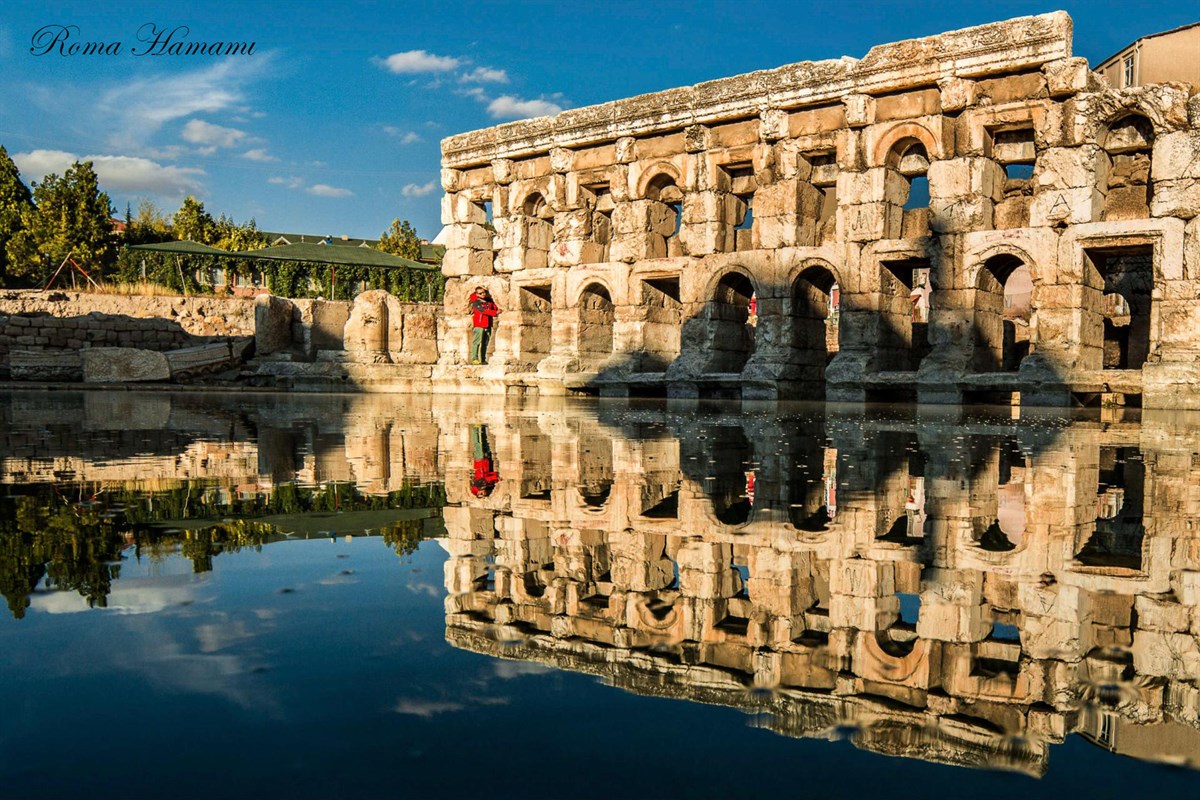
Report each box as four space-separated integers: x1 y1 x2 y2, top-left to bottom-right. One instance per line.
0 481 446 619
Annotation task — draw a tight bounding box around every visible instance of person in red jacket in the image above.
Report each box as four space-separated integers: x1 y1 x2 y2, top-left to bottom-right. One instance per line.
468 286 501 364
469 424 499 497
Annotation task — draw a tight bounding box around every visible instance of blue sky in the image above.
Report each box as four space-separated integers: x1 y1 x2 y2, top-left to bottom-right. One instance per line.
0 1 1194 240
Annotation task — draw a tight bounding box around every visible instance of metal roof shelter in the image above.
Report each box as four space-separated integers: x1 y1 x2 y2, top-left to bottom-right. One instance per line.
128 240 438 270
127 240 233 256
248 242 438 270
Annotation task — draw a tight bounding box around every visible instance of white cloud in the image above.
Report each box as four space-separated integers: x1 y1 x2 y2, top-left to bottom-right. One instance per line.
393 699 464 717
461 66 509 84
30 576 204 615
97 56 272 145
493 661 552 679
13 149 204 196
307 183 354 198
269 175 355 196
268 175 304 189
242 148 278 162
392 694 509 717
401 181 437 198
383 126 421 144
487 95 562 120
181 119 247 148
376 49 461 74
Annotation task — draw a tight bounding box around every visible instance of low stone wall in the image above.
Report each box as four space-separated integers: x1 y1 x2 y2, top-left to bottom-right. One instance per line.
0 288 444 389
0 290 257 379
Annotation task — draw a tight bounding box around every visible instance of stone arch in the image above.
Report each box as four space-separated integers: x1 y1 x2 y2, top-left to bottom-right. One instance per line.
1099 113 1156 152
788 261 840 398
872 122 942 168
637 164 683 200
635 167 684 259
704 269 758 374
972 252 1034 372
509 189 553 270
873 126 936 239
684 424 755 528
962 436 1031 561
521 190 551 219
577 282 616 370
971 242 1043 286
1099 113 1155 221
575 428 614 510
633 594 684 636
862 628 929 675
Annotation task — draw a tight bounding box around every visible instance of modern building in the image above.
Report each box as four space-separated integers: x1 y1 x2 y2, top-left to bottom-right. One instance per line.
1094 21 1200 93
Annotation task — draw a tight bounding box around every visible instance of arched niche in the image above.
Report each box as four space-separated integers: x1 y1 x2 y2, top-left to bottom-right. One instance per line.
705 271 757 374
973 253 1034 373
577 282 615 370
789 263 840 397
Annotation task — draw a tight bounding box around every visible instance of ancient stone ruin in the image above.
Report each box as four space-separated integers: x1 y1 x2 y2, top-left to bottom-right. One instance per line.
438 11 1200 407
442 403 1200 773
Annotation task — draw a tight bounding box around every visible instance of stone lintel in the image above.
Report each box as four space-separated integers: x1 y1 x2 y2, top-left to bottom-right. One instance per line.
441 12 1072 168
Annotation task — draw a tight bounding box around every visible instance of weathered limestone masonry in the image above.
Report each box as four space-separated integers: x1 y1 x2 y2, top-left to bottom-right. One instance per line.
0 392 442 495
437 12 1200 407
442 405 1200 772
0 287 444 389
0 290 255 381
251 290 442 392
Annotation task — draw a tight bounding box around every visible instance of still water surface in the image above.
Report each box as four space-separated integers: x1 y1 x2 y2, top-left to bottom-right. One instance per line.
1 390 1199 799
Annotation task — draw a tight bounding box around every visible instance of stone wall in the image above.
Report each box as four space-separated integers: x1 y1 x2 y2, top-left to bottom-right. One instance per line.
0 290 257 379
440 402 1200 773
437 11 1200 407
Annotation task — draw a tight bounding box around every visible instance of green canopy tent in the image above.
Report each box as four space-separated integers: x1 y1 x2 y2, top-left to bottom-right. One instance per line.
248 242 437 271
128 240 440 299
127 240 233 290
247 242 438 300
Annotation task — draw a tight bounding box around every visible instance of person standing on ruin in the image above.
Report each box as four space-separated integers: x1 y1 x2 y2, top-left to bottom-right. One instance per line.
468 286 501 365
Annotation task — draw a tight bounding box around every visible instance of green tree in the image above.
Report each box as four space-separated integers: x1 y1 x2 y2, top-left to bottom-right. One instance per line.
173 195 216 244
6 160 115 283
215 215 267 252
0 146 35 286
131 199 172 240
377 218 421 261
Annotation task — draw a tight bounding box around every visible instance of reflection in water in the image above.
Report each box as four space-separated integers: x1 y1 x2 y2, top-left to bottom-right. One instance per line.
0 483 446 618
443 404 1200 776
3 390 1200 784
0 391 450 618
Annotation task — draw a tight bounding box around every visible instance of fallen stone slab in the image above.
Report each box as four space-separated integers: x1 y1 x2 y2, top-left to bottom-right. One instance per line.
82 347 170 383
165 341 233 376
9 348 82 381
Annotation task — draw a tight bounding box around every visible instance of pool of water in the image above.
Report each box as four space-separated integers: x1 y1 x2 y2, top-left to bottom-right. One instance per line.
1 390 1198 799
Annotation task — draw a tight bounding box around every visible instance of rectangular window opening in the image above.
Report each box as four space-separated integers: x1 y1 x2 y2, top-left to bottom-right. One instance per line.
991 127 1037 165
1086 246 1153 370
880 259 933 370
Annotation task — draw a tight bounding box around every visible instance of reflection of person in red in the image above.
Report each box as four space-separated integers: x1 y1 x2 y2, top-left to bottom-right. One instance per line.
470 424 499 497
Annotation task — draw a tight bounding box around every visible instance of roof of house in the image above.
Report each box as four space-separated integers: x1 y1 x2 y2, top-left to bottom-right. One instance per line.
262 231 378 248
420 243 445 262
1095 20 1200 68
